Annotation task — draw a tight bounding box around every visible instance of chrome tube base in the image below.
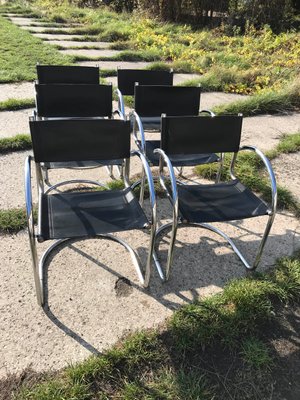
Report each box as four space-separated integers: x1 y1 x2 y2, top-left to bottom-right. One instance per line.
154 218 275 282
31 235 151 307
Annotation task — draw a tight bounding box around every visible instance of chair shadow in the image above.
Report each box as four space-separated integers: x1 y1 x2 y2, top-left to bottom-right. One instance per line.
42 219 299 356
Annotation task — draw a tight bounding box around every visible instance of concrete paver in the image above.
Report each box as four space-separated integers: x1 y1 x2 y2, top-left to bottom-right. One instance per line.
0 109 33 138
48 40 112 48
21 26 73 33
0 82 34 102
60 48 120 58
33 33 87 41
242 113 300 151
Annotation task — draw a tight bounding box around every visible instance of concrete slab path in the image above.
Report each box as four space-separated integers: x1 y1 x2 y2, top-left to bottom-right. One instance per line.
60 48 120 58
78 60 152 70
48 40 112 48
21 26 74 33
33 33 88 41
0 109 33 138
0 82 34 102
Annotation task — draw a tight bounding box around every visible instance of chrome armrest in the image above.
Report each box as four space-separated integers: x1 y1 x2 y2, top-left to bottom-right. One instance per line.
113 108 126 121
233 146 277 214
199 109 216 117
154 148 178 210
130 150 156 228
131 111 146 153
116 88 125 120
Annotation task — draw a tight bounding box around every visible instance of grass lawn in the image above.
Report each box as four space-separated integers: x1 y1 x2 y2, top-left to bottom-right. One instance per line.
0 14 73 82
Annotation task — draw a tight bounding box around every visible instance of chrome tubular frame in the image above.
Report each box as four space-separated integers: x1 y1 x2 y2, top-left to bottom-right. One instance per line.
153 148 178 281
153 146 278 282
25 156 43 305
131 111 146 153
131 150 157 287
116 88 125 121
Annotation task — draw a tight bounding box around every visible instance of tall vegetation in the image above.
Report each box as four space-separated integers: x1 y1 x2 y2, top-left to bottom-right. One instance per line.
106 0 298 31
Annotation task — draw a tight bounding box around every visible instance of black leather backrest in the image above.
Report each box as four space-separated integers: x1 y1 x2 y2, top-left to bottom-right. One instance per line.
161 115 243 154
30 119 131 162
118 69 173 95
35 84 112 117
134 86 201 117
36 65 99 84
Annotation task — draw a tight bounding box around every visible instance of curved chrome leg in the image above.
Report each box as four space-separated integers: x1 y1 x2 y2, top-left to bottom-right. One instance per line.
106 165 115 180
36 233 153 306
154 217 275 281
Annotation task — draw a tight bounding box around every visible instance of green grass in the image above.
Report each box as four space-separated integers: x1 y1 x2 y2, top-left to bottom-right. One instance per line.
0 208 28 233
0 14 73 82
213 79 300 116
0 134 32 154
12 253 300 399
0 98 35 111
240 337 273 369
195 132 300 216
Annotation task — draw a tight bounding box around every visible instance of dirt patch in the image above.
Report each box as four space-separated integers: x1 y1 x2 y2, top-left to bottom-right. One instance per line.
114 277 133 297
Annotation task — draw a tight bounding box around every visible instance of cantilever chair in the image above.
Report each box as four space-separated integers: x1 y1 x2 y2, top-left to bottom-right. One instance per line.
36 65 100 84
33 82 124 183
25 118 156 306
131 85 220 178
153 114 277 281
116 69 173 120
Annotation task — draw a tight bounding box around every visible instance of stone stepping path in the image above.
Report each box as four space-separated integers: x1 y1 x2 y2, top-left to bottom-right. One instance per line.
9 16 80 27
33 33 88 41
22 26 74 33
8 17 41 26
0 109 33 138
0 82 34 102
48 40 111 49
242 113 300 151
78 60 155 70
60 48 120 58
107 73 202 87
